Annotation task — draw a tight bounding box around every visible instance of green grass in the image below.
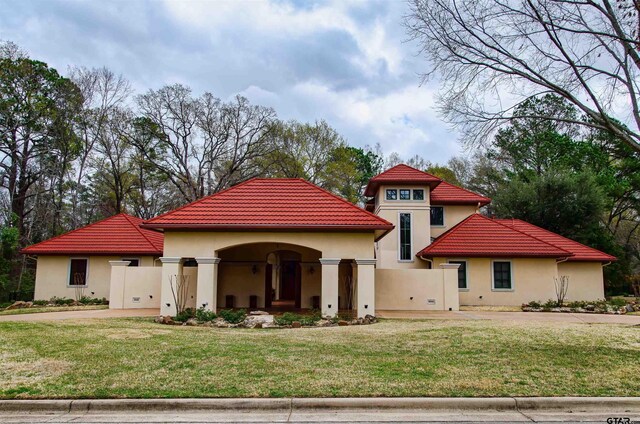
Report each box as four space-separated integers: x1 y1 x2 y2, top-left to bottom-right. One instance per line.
0 305 108 316
0 318 638 398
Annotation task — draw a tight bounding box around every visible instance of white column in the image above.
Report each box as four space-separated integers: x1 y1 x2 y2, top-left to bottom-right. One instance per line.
195 257 220 312
160 257 182 316
108 261 131 309
320 258 340 317
355 258 376 318
440 263 460 311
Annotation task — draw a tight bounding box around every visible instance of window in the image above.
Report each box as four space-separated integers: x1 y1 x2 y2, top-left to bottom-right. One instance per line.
399 213 412 261
449 260 467 289
122 258 139 267
431 206 444 226
69 258 88 286
493 261 512 290
399 189 411 200
412 189 424 200
386 189 397 200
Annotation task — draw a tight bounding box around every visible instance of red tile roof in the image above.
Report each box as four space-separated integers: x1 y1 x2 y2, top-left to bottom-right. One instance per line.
497 219 616 262
142 178 394 236
21 214 164 256
364 164 441 196
417 214 572 259
431 181 491 206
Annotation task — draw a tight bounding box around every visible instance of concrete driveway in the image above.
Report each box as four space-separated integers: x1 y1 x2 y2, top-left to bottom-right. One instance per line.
0 308 158 322
377 309 640 325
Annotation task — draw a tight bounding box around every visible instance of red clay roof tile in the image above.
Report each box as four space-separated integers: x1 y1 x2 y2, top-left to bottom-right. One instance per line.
417 214 572 259
430 181 491 206
21 213 164 256
364 164 441 196
497 219 616 262
142 178 394 232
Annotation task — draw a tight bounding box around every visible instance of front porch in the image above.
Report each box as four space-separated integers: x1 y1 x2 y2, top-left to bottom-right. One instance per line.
156 242 377 318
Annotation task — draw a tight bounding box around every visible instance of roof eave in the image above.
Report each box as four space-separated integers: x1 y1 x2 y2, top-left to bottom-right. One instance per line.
140 223 395 232
417 252 572 259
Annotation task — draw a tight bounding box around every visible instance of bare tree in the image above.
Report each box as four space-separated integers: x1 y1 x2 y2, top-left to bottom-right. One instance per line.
406 0 640 152
554 275 569 306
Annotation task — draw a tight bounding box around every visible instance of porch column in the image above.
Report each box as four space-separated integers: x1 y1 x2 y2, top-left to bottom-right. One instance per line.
195 257 220 312
320 258 340 317
160 257 182 316
108 261 131 309
355 258 376 318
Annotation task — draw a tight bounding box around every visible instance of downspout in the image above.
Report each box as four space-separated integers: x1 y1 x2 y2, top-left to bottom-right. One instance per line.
602 261 612 267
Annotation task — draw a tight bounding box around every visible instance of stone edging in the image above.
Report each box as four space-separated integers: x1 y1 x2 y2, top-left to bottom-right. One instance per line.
0 397 638 413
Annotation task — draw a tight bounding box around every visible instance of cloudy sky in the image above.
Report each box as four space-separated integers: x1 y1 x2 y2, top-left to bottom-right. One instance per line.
0 0 464 163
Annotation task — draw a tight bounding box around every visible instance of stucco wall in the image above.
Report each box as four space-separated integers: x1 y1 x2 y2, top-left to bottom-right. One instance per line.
432 257 559 306
558 261 605 301
34 255 157 301
163 231 375 259
375 268 459 311
375 184 431 270
429 205 477 238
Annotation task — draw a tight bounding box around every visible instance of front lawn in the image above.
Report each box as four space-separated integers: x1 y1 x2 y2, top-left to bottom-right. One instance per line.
0 318 638 398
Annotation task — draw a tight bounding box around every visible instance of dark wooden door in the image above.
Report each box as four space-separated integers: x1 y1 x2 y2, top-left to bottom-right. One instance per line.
294 262 302 309
280 261 297 300
264 264 273 308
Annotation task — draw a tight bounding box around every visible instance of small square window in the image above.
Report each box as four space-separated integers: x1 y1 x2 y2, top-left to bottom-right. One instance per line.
399 189 411 200
386 189 397 200
69 259 88 286
412 189 424 200
493 261 512 290
431 206 444 226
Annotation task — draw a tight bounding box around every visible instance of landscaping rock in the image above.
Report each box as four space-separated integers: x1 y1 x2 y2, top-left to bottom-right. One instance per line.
315 319 332 327
338 320 348 326
254 322 263 329
291 321 302 328
243 314 274 328
626 305 635 313
161 315 175 325
365 314 377 323
185 318 198 326
249 310 269 315
585 304 595 311
5 301 30 310
212 318 229 328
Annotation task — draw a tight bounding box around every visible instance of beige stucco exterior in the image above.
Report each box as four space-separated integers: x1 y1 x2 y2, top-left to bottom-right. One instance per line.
558 261 606 301
429 205 477 238
376 266 459 311
33 255 158 301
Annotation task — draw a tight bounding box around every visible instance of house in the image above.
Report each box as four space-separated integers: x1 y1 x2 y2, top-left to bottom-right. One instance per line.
21 214 164 302
22 164 615 316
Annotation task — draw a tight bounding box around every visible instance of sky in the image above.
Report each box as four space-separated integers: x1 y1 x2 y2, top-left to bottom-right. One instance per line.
0 0 464 164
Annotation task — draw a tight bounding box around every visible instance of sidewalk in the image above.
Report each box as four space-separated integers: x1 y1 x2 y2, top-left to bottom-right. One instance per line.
0 397 638 423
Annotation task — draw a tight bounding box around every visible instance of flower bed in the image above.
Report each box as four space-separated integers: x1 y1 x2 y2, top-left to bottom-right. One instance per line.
522 299 639 314
155 308 377 328
1 296 108 311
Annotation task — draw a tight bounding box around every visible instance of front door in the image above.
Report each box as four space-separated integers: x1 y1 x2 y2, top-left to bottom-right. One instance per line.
280 261 301 308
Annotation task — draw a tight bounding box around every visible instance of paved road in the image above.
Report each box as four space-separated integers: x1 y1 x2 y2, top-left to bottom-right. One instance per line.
0 409 636 423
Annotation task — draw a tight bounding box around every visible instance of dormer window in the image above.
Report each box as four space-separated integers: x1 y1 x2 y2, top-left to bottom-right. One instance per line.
412 189 424 200
386 189 398 200
399 189 411 200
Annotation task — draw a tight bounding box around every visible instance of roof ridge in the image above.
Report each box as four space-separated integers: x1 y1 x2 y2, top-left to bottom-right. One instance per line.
21 213 130 253
489 217 573 257
498 219 613 258
296 178 394 227
143 177 259 225
121 213 160 250
373 163 442 181
433 180 491 203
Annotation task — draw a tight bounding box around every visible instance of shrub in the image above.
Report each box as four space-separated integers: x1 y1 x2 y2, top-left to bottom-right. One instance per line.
542 299 559 309
32 300 48 306
50 297 74 306
218 309 246 324
174 308 195 322
0 302 12 309
195 307 217 322
274 312 321 326
608 297 627 308
528 300 541 308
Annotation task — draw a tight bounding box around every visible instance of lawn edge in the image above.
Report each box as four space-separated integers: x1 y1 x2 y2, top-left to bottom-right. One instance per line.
0 397 638 413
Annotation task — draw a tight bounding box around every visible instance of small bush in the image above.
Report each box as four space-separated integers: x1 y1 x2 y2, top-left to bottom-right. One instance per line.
218 309 247 324
50 297 74 306
528 300 541 308
608 297 627 308
0 302 12 309
542 299 559 309
274 312 321 326
195 307 217 322
32 300 48 306
174 308 196 322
